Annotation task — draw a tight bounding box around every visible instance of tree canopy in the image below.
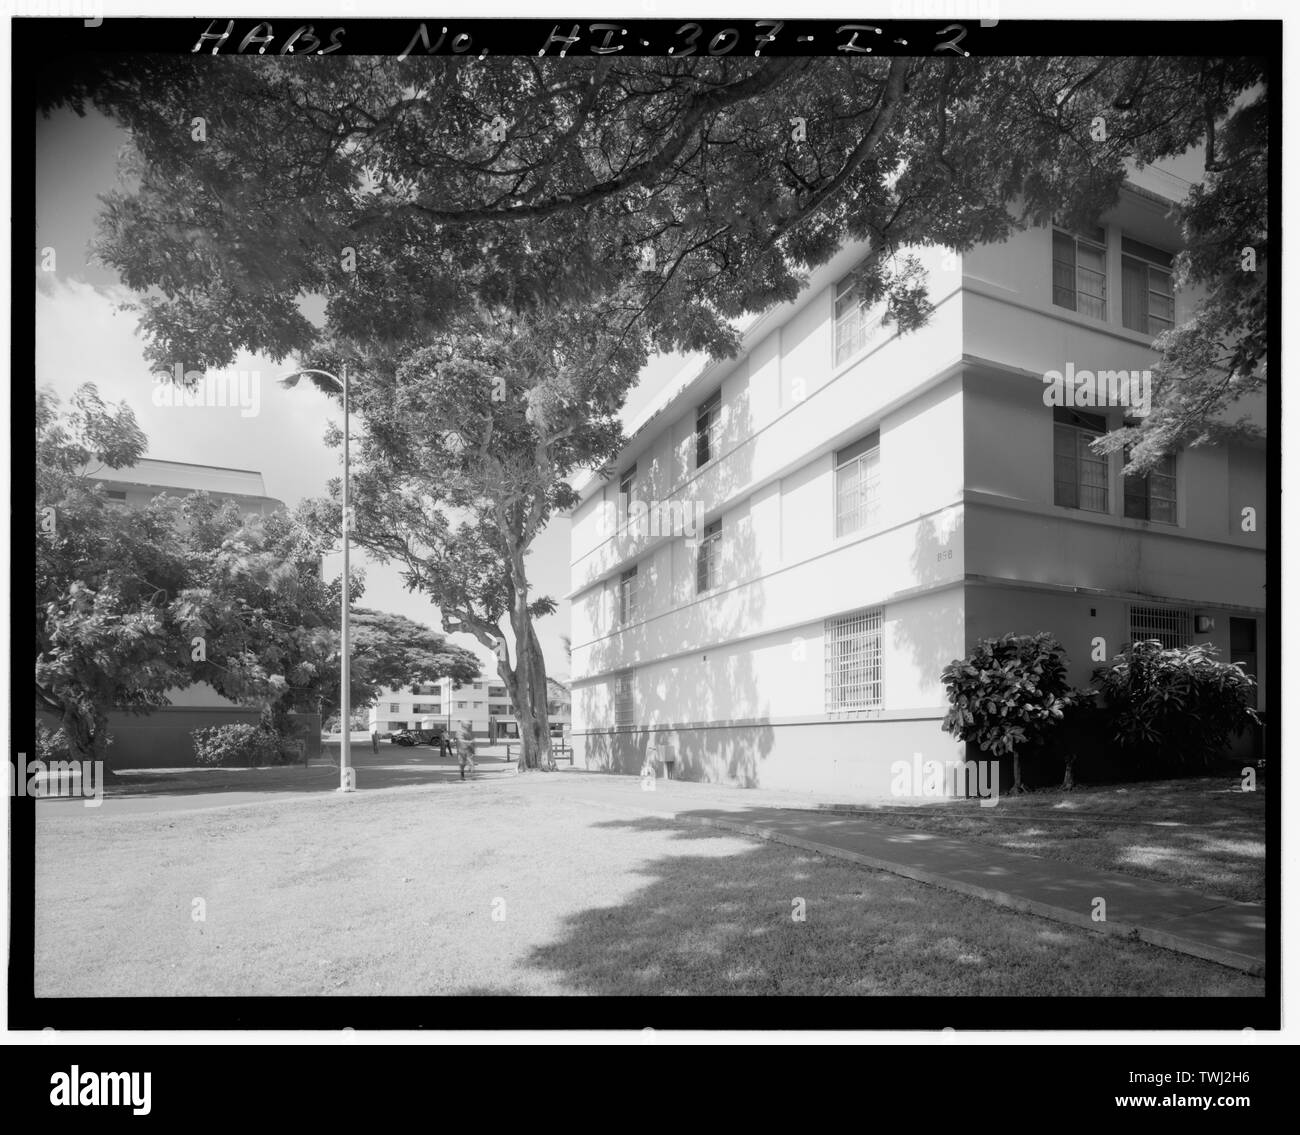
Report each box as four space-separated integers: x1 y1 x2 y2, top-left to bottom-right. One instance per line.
46 55 1267 460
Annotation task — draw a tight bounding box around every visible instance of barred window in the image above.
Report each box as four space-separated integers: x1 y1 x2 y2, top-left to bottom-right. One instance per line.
1054 407 1109 513
696 392 721 468
614 670 634 728
696 519 722 594
825 607 884 714
619 565 639 624
1121 236 1175 336
835 431 881 537
834 269 882 366
1052 225 1107 321
1129 604 1192 650
388 703 400 713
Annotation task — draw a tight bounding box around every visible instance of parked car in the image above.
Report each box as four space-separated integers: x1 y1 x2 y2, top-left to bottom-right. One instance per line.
391 729 418 747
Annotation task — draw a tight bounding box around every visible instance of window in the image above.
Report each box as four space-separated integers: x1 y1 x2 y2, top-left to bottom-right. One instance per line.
835 430 881 537
1053 407 1109 513
104 489 128 501
473 701 483 709
825 607 884 714
1129 604 1192 650
488 686 507 699
619 465 637 520
1123 446 1177 524
1121 237 1174 336
614 670 634 728
388 703 400 713
455 700 467 710
695 392 721 468
696 519 722 594
619 565 639 624
834 268 880 365
1052 225 1107 320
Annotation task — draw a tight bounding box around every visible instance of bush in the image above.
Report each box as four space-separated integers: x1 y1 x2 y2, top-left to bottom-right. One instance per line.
941 633 1080 792
191 723 285 768
1093 640 1259 771
36 723 71 762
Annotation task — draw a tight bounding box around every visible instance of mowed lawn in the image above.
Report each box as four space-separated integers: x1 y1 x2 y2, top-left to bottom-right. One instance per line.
35 778 1264 997
848 778 1266 903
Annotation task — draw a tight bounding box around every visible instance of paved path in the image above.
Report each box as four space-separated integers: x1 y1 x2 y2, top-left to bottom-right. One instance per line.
548 776 1266 976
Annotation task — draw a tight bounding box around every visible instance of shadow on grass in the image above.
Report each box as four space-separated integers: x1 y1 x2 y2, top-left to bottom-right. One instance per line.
519 815 1263 997
99 745 523 800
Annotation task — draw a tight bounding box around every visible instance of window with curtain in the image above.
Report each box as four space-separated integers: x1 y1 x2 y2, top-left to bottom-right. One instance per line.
1053 407 1109 513
1123 446 1177 523
1121 236 1175 335
1052 226 1107 320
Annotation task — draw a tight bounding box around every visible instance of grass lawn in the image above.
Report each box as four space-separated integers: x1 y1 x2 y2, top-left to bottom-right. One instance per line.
836 777 1265 903
34 776 1262 997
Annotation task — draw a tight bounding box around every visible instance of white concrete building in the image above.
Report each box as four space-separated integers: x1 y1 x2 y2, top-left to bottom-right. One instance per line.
368 676 571 741
567 178 1266 796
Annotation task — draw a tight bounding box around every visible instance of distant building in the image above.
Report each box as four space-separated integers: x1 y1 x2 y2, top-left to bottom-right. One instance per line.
369 674 572 741
92 458 283 516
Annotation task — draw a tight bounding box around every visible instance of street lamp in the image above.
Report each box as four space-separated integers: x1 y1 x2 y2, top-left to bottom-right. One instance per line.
278 364 354 794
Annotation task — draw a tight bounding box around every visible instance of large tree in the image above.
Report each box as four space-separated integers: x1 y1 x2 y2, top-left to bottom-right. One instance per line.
297 297 639 769
35 385 480 764
47 54 1267 448
35 385 192 763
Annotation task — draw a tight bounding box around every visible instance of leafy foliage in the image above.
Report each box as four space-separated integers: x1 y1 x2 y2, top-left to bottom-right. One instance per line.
191 722 285 768
941 633 1080 759
1093 639 1259 769
36 385 479 764
45 55 1266 453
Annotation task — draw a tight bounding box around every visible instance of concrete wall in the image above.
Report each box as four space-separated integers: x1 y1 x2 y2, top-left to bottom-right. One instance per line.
574 716 962 797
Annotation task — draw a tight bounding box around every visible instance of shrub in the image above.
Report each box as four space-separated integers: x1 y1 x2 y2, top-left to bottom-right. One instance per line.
36 723 71 762
941 633 1080 793
191 723 284 768
1093 640 1259 771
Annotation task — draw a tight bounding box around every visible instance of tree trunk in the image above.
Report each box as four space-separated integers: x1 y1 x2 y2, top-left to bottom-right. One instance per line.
1061 753 1077 791
504 549 553 772
1011 750 1025 794
61 705 109 767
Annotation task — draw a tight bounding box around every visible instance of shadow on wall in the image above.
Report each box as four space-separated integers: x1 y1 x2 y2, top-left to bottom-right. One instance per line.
579 394 775 786
894 511 966 709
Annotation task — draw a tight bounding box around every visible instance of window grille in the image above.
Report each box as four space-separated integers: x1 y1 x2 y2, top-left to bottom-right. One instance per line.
825 607 884 714
1129 604 1192 649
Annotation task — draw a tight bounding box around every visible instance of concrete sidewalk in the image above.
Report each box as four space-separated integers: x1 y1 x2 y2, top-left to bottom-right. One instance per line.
553 776 1266 976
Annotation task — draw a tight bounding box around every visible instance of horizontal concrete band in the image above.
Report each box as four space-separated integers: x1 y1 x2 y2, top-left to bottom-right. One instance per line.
572 713 946 737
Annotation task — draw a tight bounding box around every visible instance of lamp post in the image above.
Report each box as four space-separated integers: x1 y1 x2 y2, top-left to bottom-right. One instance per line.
278 364 354 793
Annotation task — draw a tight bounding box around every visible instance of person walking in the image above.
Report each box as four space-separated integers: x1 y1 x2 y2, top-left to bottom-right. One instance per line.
370 720 380 755
456 720 476 780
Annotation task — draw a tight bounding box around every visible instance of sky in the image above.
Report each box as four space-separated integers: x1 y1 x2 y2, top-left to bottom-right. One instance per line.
34 104 694 684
